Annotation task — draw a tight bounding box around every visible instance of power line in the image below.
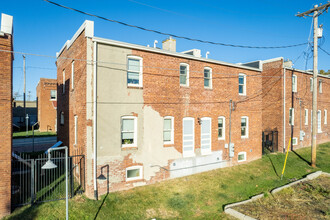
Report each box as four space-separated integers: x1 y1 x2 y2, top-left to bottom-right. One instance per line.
43 0 308 49
319 46 330 56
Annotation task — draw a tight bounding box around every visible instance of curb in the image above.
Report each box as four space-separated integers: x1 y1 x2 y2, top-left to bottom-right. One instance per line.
224 171 328 219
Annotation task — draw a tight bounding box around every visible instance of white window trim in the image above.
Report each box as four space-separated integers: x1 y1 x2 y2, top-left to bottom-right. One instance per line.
241 116 249 138
50 90 57 100
127 55 143 87
200 117 212 155
62 70 65 94
292 74 297 93
319 79 323 93
238 152 246 162
74 115 78 145
163 116 174 145
121 116 138 148
218 116 225 140
180 63 189 87
289 108 294 126
238 73 246 96
325 109 327 125
204 67 212 89
71 61 75 89
305 109 308 125
182 117 195 158
292 137 298 146
318 110 322 133
126 166 143 181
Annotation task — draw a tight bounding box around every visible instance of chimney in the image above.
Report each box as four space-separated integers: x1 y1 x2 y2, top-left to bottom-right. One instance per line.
162 36 176 52
1 13 13 35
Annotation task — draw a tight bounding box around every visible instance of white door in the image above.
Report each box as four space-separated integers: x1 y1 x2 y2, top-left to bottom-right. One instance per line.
201 117 211 155
182 117 195 157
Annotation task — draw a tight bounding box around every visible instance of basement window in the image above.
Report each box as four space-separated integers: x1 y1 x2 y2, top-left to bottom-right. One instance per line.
238 152 246 162
121 116 137 147
126 166 143 181
127 56 143 87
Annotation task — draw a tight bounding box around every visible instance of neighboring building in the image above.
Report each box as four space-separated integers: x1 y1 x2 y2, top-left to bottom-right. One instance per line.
244 58 330 152
12 100 37 129
0 13 13 218
36 78 57 132
56 20 263 198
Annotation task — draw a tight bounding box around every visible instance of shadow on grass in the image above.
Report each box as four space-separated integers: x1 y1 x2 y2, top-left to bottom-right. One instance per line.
292 150 311 166
266 154 279 177
93 193 109 220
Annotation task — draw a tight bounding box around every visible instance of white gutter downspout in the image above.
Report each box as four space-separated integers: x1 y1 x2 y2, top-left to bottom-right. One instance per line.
93 41 98 200
283 67 286 153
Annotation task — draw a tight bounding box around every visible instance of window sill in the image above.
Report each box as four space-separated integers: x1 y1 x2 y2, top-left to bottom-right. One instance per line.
121 146 138 150
241 136 249 139
204 87 212 90
50 99 57 101
218 138 225 141
239 94 246 96
183 153 195 158
180 85 189 88
127 85 143 89
238 159 246 163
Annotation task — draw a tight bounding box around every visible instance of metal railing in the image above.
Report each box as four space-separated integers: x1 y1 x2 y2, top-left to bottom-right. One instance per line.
11 151 85 208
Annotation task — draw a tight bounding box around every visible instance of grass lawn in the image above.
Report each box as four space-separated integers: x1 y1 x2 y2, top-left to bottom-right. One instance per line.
234 175 330 219
13 130 57 139
5 143 330 220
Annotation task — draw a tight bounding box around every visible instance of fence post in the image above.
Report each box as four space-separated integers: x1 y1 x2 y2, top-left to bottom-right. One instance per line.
30 159 35 205
70 157 74 198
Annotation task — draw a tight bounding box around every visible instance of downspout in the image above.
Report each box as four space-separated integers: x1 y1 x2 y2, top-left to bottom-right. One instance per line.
283 67 286 153
93 41 98 200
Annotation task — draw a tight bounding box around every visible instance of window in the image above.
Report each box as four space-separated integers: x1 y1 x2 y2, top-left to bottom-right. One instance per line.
121 116 137 147
310 78 313 92
318 110 322 133
163 116 174 144
241 116 249 138
180 63 189 86
292 74 297 92
218 116 225 140
204 67 212 88
238 73 246 95
200 117 211 155
127 56 143 87
60 112 64 125
182 117 195 157
319 79 322 93
292 137 298 145
71 61 75 89
74 115 78 145
289 108 294 126
126 166 143 181
305 109 308 125
50 90 56 100
325 110 327 125
62 70 65 94
238 152 246 162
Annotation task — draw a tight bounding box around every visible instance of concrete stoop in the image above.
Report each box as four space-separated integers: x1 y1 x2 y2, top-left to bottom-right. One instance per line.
224 171 328 220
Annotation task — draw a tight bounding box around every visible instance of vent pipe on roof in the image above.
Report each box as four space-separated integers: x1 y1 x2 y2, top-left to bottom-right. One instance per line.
153 40 158 48
206 51 210 59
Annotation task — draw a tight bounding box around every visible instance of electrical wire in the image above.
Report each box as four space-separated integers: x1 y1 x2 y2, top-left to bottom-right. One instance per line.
43 0 308 49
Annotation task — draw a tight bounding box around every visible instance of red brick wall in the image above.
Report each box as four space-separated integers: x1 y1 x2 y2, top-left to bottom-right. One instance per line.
0 33 13 217
36 78 57 132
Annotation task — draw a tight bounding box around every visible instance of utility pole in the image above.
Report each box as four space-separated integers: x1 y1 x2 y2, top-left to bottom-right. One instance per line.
297 3 330 167
23 55 27 136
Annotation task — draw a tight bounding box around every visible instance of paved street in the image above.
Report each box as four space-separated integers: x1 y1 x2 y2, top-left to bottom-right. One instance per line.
13 136 57 153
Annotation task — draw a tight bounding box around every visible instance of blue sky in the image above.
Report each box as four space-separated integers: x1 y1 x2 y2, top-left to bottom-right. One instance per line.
2 0 330 100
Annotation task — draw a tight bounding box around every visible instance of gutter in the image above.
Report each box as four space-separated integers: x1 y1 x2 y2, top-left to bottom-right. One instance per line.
93 41 98 200
283 68 286 152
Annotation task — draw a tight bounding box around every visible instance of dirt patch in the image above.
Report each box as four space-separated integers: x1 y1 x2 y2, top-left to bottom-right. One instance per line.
146 206 179 219
234 175 330 220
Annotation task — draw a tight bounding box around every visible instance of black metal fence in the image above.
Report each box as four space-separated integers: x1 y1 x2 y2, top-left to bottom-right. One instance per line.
262 130 278 154
11 151 85 208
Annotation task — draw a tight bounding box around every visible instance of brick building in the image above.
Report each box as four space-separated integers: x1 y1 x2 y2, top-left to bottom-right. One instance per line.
56 20 263 198
12 100 37 129
243 58 330 152
36 78 57 132
0 13 13 218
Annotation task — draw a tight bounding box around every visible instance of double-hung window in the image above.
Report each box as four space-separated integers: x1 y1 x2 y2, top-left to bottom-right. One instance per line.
204 67 212 88
121 116 137 147
127 56 143 87
289 108 294 125
50 90 56 100
241 116 249 138
319 79 323 93
163 116 174 144
292 74 297 92
218 116 225 140
180 63 189 86
238 73 246 95
305 109 308 125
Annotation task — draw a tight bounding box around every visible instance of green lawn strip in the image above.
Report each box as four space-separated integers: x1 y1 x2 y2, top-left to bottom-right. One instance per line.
13 131 57 139
5 143 329 220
